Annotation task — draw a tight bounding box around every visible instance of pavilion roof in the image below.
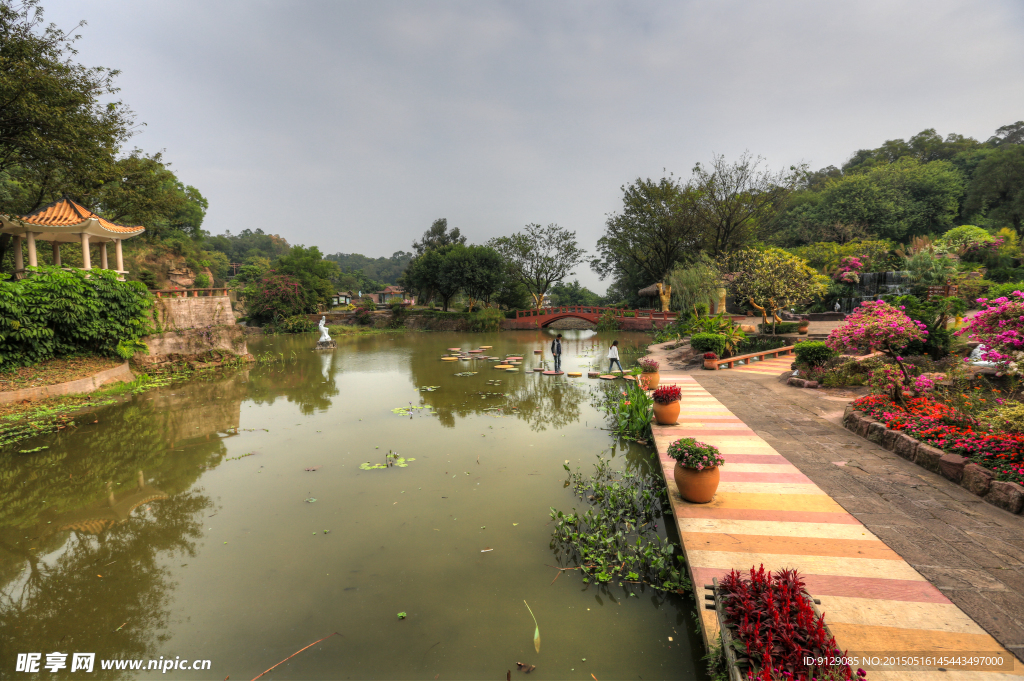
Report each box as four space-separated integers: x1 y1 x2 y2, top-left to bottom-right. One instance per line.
1 197 145 241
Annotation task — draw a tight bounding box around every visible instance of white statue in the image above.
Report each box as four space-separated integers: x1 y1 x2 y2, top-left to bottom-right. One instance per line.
834 301 841 313
318 316 331 342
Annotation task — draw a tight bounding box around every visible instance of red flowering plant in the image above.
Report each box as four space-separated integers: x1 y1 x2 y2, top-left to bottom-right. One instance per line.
852 394 1024 484
653 384 681 404
637 357 660 373
826 300 927 405
666 437 724 470
955 290 1024 371
719 566 861 681
704 352 718 359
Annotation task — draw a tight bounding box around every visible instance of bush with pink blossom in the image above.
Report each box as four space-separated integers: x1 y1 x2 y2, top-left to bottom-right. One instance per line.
956 291 1024 368
833 256 863 285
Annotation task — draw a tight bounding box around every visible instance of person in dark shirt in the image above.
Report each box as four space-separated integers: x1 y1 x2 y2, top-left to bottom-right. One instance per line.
551 334 563 372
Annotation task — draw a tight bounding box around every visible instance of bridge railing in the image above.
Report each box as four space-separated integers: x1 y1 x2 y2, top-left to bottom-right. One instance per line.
514 305 678 320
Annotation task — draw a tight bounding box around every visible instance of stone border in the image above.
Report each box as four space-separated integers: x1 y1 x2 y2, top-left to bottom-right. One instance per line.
0 362 133 405
843 405 1024 515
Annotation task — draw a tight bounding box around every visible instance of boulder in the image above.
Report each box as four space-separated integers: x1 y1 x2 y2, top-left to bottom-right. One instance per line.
843 410 864 431
914 444 944 473
881 428 900 451
986 481 1024 515
961 464 995 496
938 453 967 483
856 416 877 438
892 433 919 462
866 421 887 445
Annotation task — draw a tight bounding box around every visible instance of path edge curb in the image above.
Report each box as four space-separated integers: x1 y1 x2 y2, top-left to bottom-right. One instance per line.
0 361 133 405
843 404 1024 515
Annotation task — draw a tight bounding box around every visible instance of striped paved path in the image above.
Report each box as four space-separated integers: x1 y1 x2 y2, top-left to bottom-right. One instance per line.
719 354 794 376
654 374 1023 679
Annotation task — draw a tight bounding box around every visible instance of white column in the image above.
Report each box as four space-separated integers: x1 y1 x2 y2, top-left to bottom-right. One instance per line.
52 242 61 266
80 233 91 269
115 239 124 272
100 242 108 269
13 236 23 271
26 231 37 267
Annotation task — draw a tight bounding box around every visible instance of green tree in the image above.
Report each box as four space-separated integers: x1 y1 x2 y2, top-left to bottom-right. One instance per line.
271 245 339 312
964 145 1024 233
441 244 502 311
667 255 721 316
0 0 136 267
723 249 828 332
691 152 804 255
412 218 465 256
489 223 586 310
591 176 701 292
549 279 602 306
403 244 460 310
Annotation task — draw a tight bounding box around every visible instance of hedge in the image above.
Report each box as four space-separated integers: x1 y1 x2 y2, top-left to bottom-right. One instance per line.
0 267 152 368
690 333 726 356
794 341 836 367
758 321 803 334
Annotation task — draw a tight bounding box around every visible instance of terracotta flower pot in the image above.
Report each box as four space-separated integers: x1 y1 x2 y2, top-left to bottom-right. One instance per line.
703 359 718 370
673 462 720 504
641 371 660 389
798 324 809 335
653 400 680 425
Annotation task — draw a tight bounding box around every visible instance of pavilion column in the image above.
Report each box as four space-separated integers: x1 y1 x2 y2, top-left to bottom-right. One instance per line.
13 236 23 271
80 233 91 269
52 242 61 266
115 239 124 272
26 231 37 267
100 242 108 269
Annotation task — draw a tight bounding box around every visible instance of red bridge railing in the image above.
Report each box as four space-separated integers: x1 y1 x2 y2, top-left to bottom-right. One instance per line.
514 305 677 320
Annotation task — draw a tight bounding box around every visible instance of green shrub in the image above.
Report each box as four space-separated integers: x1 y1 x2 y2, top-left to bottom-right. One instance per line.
983 402 1024 434
690 333 726 357
353 307 373 325
272 315 316 334
469 307 504 332
137 270 158 289
388 303 408 328
794 341 836 367
193 273 211 289
987 282 1024 300
596 310 620 331
757 321 802 334
0 267 152 368
987 268 1024 283
735 336 790 355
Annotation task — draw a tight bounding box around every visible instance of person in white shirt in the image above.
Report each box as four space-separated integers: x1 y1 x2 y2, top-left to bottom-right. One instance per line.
608 340 623 374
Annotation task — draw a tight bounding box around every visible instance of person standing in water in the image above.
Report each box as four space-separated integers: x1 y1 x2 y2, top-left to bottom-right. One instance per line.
551 334 563 372
608 340 623 374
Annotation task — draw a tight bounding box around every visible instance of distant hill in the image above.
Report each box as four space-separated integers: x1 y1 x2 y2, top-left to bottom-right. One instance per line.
324 251 412 285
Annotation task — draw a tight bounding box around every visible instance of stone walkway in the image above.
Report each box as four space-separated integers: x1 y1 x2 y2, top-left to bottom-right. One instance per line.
687 368 1024 669
652 372 1024 678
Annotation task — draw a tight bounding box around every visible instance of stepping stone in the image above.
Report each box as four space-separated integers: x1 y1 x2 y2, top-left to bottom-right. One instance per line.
534 350 542 354
506 356 523 361
480 346 492 349
599 375 617 380
588 372 600 378
567 372 582 377
494 364 513 369
533 368 544 372
448 347 462 351
469 349 484 353
442 357 459 361
505 368 519 372
542 371 564 375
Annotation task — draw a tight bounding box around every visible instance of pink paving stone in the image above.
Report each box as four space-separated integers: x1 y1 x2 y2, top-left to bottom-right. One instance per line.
690 567 951 604
717 471 813 484
724 454 791 464
673 506 862 524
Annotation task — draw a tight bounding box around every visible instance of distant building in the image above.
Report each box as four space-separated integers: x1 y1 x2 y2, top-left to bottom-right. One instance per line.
332 291 355 306
377 286 412 305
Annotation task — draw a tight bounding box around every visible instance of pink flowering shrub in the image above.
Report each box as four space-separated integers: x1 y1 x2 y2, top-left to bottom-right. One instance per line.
956 291 1024 367
833 256 863 285
826 300 928 355
867 364 906 398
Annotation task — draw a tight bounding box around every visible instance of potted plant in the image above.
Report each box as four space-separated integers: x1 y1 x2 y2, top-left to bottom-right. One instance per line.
667 437 724 503
637 357 660 388
703 352 718 370
798 320 810 335
652 384 682 425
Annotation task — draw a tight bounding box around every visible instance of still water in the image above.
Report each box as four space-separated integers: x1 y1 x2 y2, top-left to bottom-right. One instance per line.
1 330 705 680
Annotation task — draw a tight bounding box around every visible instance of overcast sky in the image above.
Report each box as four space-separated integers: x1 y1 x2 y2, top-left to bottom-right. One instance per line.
46 0 1024 292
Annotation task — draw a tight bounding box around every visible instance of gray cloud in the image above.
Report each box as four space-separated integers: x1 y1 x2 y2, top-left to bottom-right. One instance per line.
47 0 1024 291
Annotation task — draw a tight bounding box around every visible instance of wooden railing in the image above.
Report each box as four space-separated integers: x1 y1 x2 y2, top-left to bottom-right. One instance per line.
152 288 229 298
515 305 678 320
707 345 796 370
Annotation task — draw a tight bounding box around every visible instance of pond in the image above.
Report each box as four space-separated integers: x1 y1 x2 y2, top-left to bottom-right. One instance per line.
1 330 706 680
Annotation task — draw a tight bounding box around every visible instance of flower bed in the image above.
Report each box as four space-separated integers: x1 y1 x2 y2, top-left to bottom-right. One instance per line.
852 394 1024 484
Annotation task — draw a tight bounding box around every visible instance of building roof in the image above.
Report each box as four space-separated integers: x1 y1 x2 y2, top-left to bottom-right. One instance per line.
0 197 145 241
380 286 405 293
638 284 660 297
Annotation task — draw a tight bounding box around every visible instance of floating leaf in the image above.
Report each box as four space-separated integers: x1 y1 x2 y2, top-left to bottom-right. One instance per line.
524 601 540 653
397 612 407 619
304 498 317 503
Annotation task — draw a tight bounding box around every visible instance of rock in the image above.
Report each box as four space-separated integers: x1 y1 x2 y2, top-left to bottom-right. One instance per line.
843 409 864 431
881 428 899 451
856 416 877 438
787 377 805 388
961 463 995 496
866 421 886 445
914 444 944 473
804 380 819 389
938 453 967 483
893 433 919 461
985 481 1024 514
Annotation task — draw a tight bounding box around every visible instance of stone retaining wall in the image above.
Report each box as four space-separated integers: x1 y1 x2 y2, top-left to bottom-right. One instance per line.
134 326 253 371
154 296 234 331
0 362 134 404
843 405 1024 515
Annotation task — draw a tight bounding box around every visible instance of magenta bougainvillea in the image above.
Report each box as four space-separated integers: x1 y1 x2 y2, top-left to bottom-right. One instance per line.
956 291 1024 369
826 300 928 355
833 256 863 285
